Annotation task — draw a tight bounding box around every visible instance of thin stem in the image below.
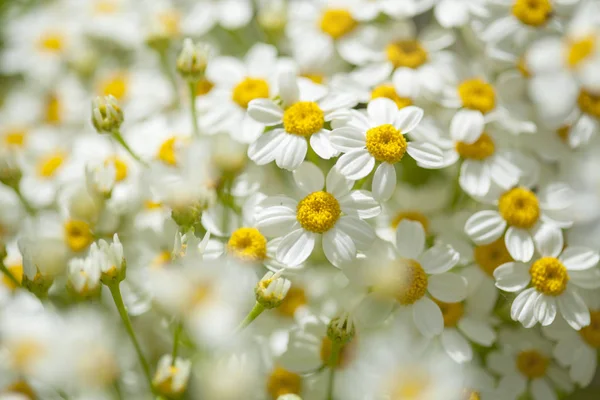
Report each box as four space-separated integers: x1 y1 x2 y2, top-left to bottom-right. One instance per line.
236 302 265 332
171 321 183 364
113 380 123 400
326 342 341 400
0 263 20 287
188 81 200 137
12 186 36 215
111 130 148 167
448 167 463 211
158 50 179 106
108 283 154 395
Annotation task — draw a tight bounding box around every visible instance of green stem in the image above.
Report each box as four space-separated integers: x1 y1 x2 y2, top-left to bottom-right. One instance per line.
188 82 200 137
111 130 148 167
108 283 154 395
326 342 341 400
158 50 179 106
0 263 20 287
353 176 368 190
113 380 123 400
236 302 265 332
12 186 36 215
171 321 183 364
448 173 463 211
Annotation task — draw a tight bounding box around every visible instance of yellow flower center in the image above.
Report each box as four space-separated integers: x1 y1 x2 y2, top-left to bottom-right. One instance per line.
94 0 119 14
196 78 214 96
458 79 496 114
44 94 61 124
157 137 178 166
2 263 23 290
11 340 45 372
517 57 531 77
395 259 428 305
296 191 341 233
474 237 513 276
530 257 569 296
319 9 357 39
578 90 600 119
390 371 429 399
516 350 549 379
567 35 595 68
38 31 65 53
64 220 94 252
556 125 570 142
266 366 302 399
283 101 325 137
37 151 66 178
277 286 308 317
386 40 428 69
498 187 540 229
469 391 481 400
232 77 270 109
512 0 553 27
144 200 163 210
4 128 27 148
154 365 185 397
455 133 495 160
371 85 413 109
366 124 407 164
157 10 181 37
227 227 268 262
433 299 464 327
301 73 325 84
4 380 36 399
152 250 172 268
320 337 355 368
391 210 430 233
579 310 600 348
98 72 128 101
104 156 128 182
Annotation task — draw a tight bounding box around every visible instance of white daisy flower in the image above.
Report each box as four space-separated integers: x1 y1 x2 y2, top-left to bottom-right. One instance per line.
464 182 573 262
247 70 356 171
255 162 380 267
329 97 444 201
486 327 574 400
493 232 600 329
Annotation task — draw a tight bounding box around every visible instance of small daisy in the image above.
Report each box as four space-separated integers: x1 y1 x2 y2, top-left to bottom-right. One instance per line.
247 70 356 171
255 162 380 267
464 182 573 262
329 97 444 201
494 231 600 329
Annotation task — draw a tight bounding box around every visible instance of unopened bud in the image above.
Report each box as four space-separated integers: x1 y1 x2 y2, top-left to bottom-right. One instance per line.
153 355 192 398
258 0 287 33
0 153 22 189
255 270 291 309
176 38 210 82
171 201 204 232
327 313 355 345
67 257 101 299
94 234 126 285
92 95 124 134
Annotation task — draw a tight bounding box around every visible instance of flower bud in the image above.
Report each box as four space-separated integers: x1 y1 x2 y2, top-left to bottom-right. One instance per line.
327 313 355 345
85 163 115 200
255 270 291 309
176 38 210 82
153 355 192 398
19 238 68 298
67 257 101 299
278 395 303 400
91 95 123 134
171 201 204 233
94 234 126 285
258 0 287 33
0 152 22 189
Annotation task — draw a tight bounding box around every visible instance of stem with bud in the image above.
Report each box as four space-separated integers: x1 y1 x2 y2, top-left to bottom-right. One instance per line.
326 342 341 400
188 82 200 137
111 130 148 167
235 302 265 332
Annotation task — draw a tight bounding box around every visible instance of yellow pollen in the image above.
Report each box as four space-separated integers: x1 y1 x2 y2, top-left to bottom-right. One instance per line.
517 57 531 77
283 101 325 137
266 366 302 399
371 85 413 109
4 128 27 147
456 133 495 160
458 79 496 114
196 78 214 96
579 310 600 348
365 124 407 164
98 72 128 100
474 237 513 276
154 365 185 397
144 200 163 209
4 380 36 399
390 372 429 399
157 10 181 37
44 94 61 124
37 151 66 178
319 9 357 39
320 337 355 368
64 220 94 252
277 286 308 317
386 40 428 69
157 137 178 166
301 73 324 84
391 210 430 233
395 259 428 305
227 227 268 262
232 77 270 109
104 156 128 182
567 35 595 68
152 250 172 268
516 350 549 379
11 340 45 372
530 257 569 296
94 0 118 14
38 31 64 53
498 187 540 229
2 263 23 290
433 299 464 327
556 125 570 142
512 0 553 27
296 191 341 233
468 391 481 400
578 90 600 119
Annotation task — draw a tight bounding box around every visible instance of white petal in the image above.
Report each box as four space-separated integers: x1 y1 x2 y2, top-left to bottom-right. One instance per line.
559 246 600 271
413 297 444 338
428 273 468 302
329 127 367 152
239 113 266 143
441 329 472 363
395 106 423 133
419 244 460 274
534 295 557 326
406 142 445 168
512 288 540 328
275 135 307 171
531 379 557 400
323 227 356 267
276 229 316 267
481 16 519 43
338 190 381 219
247 99 284 125
205 57 245 86
248 129 286 165
435 0 469 27
459 160 491 197
392 67 420 98
570 347 596 387
533 224 563 258
493 262 531 292
372 163 396 201
450 109 484 144
395 220 425 260
458 317 496 346
505 226 534 262
278 67 300 106
326 167 353 198
335 216 375 252
310 131 339 159
490 152 521 189
569 268 600 289
218 0 252 29
293 161 324 194
557 287 590 330
335 149 375 180
367 97 399 126
465 210 506 244
255 206 297 237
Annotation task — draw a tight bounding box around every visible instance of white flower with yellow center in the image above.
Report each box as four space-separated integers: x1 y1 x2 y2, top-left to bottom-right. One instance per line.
247 70 356 170
494 233 599 329
329 98 444 201
465 183 573 262
487 327 573 400
197 43 284 143
255 162 379 267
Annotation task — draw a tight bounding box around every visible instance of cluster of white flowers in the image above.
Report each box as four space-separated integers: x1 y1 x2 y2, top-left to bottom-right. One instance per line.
1 0 600 399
